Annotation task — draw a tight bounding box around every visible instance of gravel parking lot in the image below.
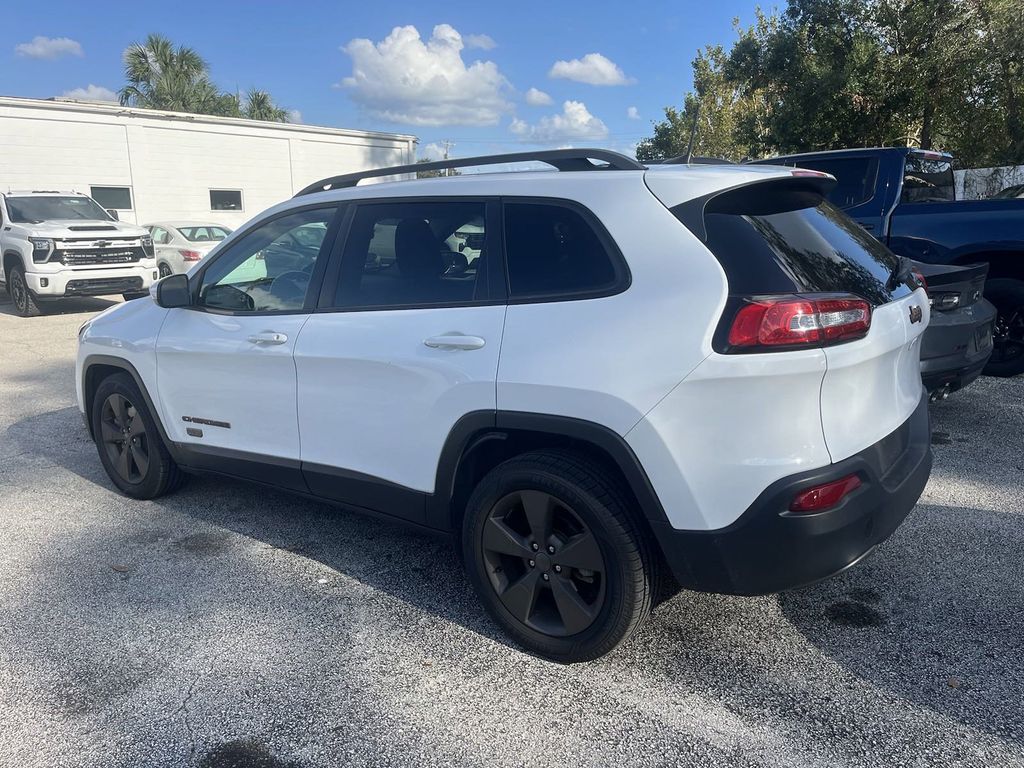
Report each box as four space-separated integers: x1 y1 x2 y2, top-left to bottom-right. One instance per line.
1 296 1022 768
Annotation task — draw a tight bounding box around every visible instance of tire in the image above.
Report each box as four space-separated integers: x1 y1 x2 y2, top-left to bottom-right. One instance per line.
462 450 656 663
91 372 186 499
158 262 173 278
983 278 1024 377
8 264 41 317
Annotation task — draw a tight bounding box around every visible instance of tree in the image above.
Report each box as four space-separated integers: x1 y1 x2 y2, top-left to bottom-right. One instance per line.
639 0 1024 168
119 34 290 122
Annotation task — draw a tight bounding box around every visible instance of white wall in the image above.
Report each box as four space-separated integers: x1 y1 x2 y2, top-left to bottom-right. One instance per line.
0 97 417 228
954 165 1024 200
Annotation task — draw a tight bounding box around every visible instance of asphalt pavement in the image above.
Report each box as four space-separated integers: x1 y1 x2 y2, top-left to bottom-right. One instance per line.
1 295 1022 768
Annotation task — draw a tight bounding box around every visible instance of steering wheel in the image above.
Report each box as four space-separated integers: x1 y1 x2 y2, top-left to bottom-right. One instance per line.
268 270 310 306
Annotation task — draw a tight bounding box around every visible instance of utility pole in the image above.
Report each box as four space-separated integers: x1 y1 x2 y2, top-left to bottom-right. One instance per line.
441 139 454 176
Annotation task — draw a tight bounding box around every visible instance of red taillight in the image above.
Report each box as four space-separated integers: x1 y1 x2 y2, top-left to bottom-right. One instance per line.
727 296 871 350
179 249 203 261
911 267 928 294
789 473 862 513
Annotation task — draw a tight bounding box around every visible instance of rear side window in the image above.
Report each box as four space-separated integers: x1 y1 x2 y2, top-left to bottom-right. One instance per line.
333 200 489 309
902 156 955 203
790 157 878 208
681 197 911 306
504 202 624 300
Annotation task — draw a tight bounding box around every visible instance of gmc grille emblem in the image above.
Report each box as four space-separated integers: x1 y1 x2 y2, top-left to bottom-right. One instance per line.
909 305 923 324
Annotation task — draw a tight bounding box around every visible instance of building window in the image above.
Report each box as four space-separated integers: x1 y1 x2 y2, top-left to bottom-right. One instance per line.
90 186 133 210
210 189 243 211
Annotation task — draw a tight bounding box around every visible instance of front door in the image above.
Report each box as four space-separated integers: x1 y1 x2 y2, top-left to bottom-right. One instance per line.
294 199 505 522
154 205 340 487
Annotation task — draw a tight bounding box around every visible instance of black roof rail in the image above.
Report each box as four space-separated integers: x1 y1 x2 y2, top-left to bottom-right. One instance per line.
654 155 736 165
294 148 646 197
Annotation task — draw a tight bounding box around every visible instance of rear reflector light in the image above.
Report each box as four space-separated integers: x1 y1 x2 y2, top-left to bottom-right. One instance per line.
727 295 871 350
789 474 862 513
179 249 203 261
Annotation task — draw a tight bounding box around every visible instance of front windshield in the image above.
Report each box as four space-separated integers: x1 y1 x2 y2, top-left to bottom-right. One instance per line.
5 196 112 224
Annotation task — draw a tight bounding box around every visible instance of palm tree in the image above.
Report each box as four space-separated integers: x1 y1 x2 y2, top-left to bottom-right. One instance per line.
118 35 290 122
118 34 222 114
242 89 289 122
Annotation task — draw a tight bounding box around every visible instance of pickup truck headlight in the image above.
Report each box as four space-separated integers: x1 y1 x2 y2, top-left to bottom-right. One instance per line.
929 291 961 311
28 237 55 263
140 234 154 257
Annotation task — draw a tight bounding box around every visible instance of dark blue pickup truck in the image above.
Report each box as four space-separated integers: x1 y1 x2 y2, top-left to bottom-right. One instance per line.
755 148 1023 378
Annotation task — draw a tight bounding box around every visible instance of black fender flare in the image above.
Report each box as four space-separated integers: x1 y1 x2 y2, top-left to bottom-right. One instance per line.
428 410 670 530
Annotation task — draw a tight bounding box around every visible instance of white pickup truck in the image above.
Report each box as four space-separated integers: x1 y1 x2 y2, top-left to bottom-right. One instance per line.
1 191 157 316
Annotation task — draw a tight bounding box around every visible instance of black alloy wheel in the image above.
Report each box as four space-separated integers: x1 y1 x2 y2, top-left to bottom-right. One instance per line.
9 266 40 317
99 393 150 484
983 278 1024 377
158 263 172 278
482 489 607 637
463 450 656 663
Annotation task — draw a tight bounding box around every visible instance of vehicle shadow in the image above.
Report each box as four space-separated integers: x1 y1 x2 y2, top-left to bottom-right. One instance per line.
0 292 119 317
6 406 1024 753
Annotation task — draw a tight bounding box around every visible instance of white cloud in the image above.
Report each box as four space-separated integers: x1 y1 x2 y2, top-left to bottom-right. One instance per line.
60 84 117 102
15 36 83 59
627 106 640 120
340 24 513 126
465 33 496 50
419 141 448 161
525 87 553 106
509 100 609 143
287 109 303 123
548 53 633 86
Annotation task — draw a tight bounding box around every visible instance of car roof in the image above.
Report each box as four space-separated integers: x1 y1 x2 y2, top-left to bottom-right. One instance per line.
755 147 953 163
144 221 232 230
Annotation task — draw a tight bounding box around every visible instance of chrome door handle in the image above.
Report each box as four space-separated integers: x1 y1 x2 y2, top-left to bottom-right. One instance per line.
247 332 288 345
423 334 486 350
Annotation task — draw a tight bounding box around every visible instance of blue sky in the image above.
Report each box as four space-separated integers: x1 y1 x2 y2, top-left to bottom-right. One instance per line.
0 0 766 158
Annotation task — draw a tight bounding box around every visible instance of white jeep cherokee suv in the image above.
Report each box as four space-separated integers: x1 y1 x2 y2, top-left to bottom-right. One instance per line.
1 191 156 316
77 150 933 662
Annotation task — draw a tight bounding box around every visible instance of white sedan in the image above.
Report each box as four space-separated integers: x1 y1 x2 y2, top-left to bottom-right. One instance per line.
145 222 233 277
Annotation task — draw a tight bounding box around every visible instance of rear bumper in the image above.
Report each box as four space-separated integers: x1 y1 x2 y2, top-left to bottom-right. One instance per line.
652 393 932 596
919 299 996 392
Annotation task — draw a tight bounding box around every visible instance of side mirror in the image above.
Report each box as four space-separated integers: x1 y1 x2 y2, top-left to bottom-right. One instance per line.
106 209 120 221
156 273 191 308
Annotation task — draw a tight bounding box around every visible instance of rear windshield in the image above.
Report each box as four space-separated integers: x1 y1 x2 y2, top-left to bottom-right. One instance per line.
180 226 231 242
901 156 955 203
685 200 912 306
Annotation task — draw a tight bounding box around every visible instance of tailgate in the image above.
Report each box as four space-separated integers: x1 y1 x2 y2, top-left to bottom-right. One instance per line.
820 288 929 462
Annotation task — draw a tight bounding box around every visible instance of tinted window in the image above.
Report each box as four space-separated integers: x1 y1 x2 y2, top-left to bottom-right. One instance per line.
334 201 488 309
902 156 955 203
180 226 231 242
210 190 243 211
90 186 133 210
197 207 335 312
698 202 910 306
504 203 621 298
791 158 878 208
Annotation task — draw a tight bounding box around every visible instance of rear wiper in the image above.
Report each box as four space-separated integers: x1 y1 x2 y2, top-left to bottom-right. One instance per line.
886 256 914 291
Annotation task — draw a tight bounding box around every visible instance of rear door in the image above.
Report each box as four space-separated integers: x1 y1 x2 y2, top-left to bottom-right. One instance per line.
786 156 886 235
293 198 506 523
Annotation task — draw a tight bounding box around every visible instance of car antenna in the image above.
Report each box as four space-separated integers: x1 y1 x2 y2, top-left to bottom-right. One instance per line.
682 103 700 164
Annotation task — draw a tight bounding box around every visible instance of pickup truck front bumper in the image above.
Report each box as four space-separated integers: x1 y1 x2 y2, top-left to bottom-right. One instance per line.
26 264 159 298
920 298 997 394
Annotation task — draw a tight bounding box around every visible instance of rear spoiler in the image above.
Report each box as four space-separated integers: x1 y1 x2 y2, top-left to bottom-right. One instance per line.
671 175 837 242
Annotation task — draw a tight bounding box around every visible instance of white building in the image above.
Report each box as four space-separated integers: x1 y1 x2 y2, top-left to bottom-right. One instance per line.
0 96 417 227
